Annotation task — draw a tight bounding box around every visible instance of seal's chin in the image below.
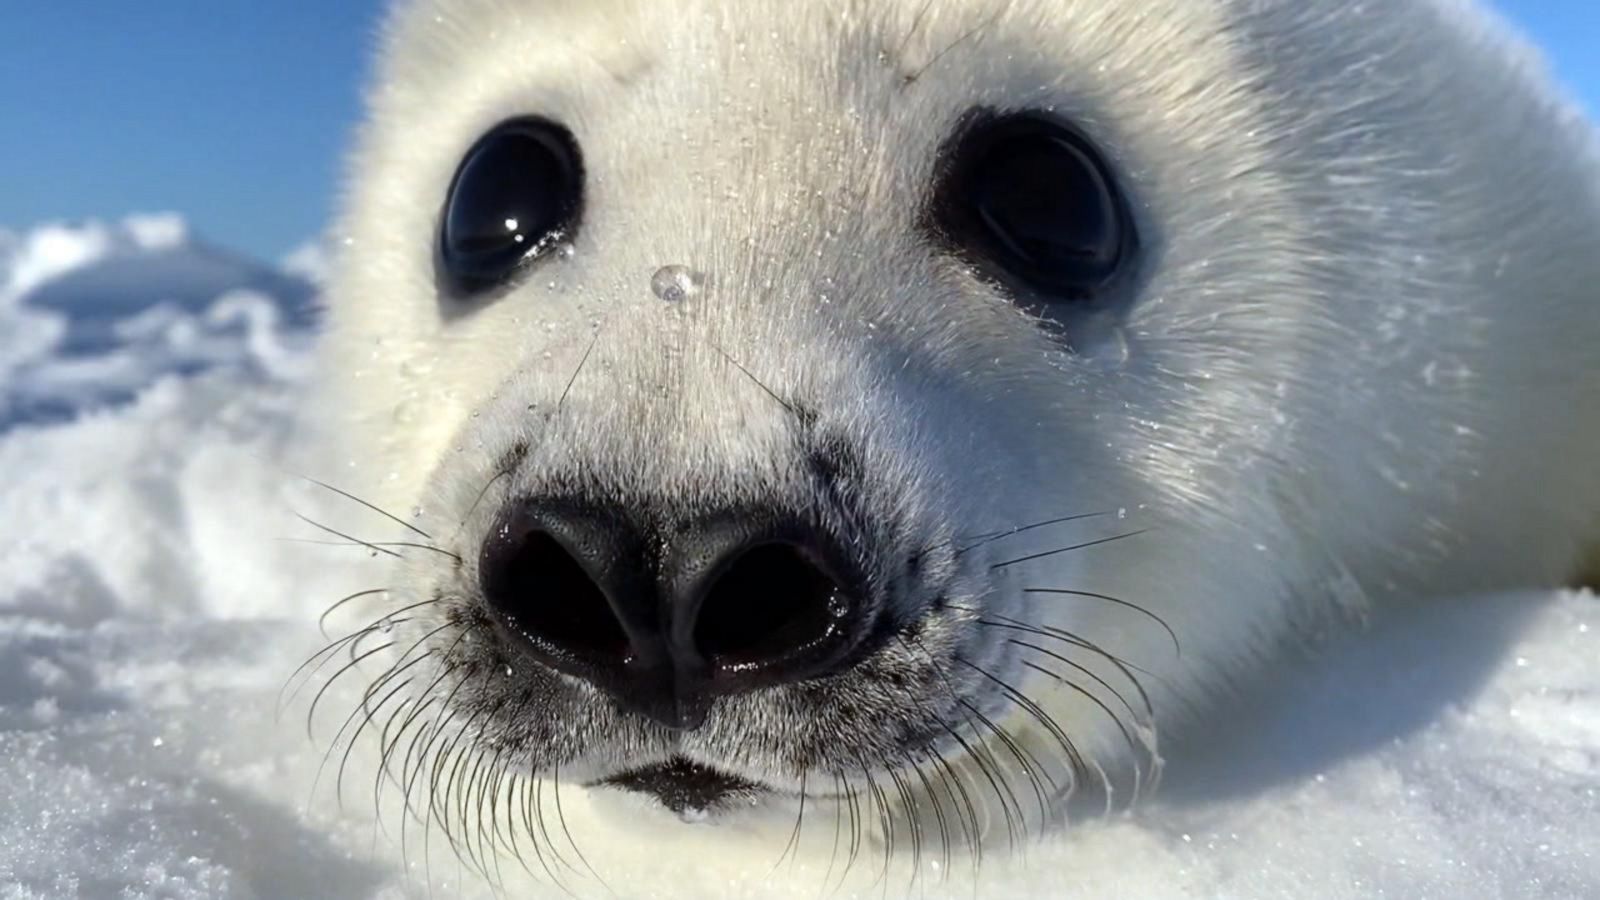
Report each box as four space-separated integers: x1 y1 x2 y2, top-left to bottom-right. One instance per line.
596 757 766 817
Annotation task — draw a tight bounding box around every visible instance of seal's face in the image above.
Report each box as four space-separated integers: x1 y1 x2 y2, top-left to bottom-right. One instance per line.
323 0 1441 830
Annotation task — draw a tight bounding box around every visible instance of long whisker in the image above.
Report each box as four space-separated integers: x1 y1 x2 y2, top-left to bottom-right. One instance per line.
954 511 1115 557
771 770 808 873
1024 587 1180 657
709 342 798 418
284 537 464 563
957 656 1087 796
294 513 403 559
552 762 610 890
284 596 443 709
458 467 513 532
307 640 396 740
318 587 390 635
1009 637 1143 729
890 0 938 62
295 472 435 539
900 0 1011 85
990 529 1149 570
558 329 602 412
901 634 1026 849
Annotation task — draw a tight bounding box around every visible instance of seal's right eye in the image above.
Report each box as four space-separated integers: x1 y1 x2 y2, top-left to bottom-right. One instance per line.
438 117 584 297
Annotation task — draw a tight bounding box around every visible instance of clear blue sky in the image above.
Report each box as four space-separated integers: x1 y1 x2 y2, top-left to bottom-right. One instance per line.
2 1 1595 261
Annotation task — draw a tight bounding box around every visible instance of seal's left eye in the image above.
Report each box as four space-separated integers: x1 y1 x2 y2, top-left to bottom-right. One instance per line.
439 117 583 297
928 110 1135 305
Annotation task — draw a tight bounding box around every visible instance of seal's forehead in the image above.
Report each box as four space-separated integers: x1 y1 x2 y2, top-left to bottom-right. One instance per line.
379 0 652 88
376 0 1247 108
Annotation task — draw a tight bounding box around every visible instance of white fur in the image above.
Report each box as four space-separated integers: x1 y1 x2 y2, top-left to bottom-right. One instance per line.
315 0 1600 890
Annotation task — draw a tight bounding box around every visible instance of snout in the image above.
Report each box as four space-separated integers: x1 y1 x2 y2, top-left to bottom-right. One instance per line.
478 497 877 729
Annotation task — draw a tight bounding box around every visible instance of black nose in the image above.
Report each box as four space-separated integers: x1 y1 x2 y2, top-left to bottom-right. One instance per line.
478 499 870 730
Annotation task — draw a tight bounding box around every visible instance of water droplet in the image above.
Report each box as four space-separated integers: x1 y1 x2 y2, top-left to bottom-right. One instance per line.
651 264 706 303
151 736 165 749
827 591 849 619
411 506 424 519
380 617 396 634
504 664 515 677
556 242 576 260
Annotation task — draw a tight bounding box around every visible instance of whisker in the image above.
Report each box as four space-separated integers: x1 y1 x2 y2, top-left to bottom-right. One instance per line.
957 656 1087 798
1024 587 1180 657
1007 637 1143 729
953 511 1115 557
318 588 390 636
938 714 1016 855
307 640 396 740
278 604 430 716
822 770 845 890
926 740 980 870
294 513 403 559
553 762 611 891
855 757 896 890
457 467 513 532
989 529 1149 570
558 329 602 412
836 769 864 891
900 0 1010 85
284 537 463 563
324 670 421 808
285 595 443 703
890 0 937 62
710 342 798 417
900 634 1025 849
903 750 951 879
1016 655 1141 772
295 471 435 539
954 694 1055 822
772 770 808 873
975 610 1161 716
885 761 923 892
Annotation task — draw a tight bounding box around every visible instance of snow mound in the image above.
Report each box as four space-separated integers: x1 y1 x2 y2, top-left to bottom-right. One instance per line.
0 215 319 428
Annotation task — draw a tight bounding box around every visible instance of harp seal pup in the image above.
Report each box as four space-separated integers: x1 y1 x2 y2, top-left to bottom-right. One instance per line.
313 0 1600 888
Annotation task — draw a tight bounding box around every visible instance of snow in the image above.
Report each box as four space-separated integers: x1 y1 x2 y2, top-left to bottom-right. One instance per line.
0 215 318 427
0 216 1596 899
278 239 332 286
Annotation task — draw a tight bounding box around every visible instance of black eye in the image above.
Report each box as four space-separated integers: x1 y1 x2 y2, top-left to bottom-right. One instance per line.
438 117 584 297
929 111 1135 303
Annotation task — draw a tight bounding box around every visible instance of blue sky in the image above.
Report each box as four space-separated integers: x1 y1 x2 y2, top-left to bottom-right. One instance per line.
2 1 1596 261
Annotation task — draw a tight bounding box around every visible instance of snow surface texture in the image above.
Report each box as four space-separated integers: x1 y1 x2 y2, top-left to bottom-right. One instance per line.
0 216 1596 899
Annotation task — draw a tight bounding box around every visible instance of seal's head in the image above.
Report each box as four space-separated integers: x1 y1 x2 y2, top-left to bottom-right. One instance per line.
319 0 1600 842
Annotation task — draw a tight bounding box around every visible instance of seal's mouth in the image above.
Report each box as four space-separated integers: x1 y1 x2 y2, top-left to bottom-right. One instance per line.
596 757 766 816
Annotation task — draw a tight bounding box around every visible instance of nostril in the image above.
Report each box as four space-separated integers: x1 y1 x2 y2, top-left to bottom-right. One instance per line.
480 526 629 664
693 542 854 679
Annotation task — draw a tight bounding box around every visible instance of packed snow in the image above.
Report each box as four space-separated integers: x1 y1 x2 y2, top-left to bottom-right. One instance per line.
0 215 1595 899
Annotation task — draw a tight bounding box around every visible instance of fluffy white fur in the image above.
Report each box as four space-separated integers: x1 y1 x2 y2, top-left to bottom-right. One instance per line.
315 0 1600 892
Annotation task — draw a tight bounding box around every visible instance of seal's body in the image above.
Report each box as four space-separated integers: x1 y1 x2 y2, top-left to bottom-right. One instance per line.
316 0 1600 875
